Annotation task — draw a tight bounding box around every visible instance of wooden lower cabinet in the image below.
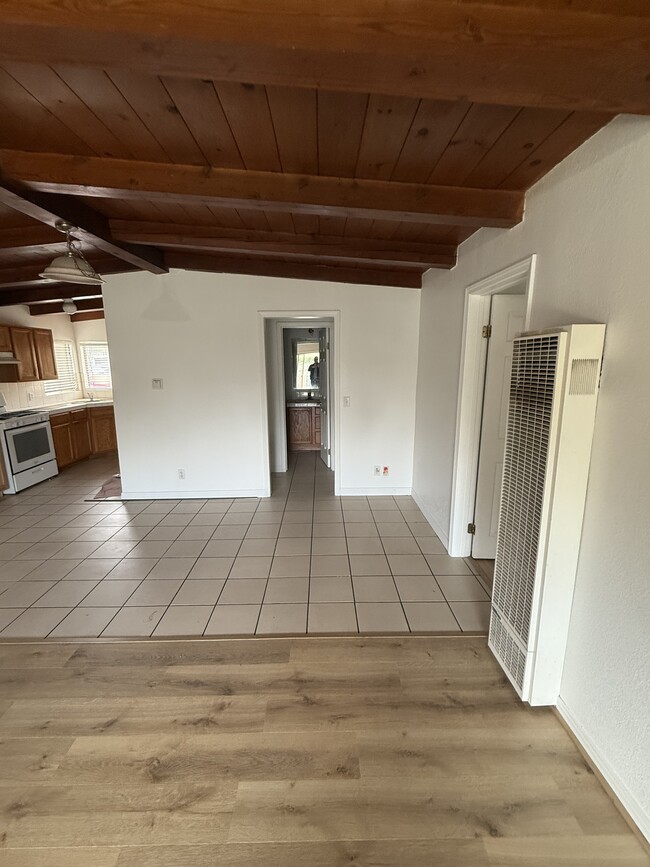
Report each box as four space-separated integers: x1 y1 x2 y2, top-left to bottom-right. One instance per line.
0 449 9 493
50 405 116 469
287 405 321 451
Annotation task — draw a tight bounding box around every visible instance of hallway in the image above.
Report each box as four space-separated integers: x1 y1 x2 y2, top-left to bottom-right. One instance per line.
0 453 489 639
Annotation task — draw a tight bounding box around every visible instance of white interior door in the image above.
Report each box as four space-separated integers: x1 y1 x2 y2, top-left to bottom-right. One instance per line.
472 295 526 559
318 328 330 467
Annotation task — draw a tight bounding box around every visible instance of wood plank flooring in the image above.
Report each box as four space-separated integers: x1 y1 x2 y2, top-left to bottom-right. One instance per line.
0 636 646 866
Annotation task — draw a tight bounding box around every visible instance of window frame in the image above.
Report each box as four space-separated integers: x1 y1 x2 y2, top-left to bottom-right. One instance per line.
79 341 113 392
43 339 80 396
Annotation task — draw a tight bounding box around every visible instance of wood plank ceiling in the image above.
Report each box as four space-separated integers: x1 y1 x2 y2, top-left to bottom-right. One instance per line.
0 1 647 308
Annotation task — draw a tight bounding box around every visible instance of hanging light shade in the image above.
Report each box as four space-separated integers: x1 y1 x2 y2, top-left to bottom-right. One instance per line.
62 299 78 315
39 221 104 286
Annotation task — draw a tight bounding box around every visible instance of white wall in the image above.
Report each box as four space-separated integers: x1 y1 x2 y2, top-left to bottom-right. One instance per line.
413 115 650 837
103 271 420 497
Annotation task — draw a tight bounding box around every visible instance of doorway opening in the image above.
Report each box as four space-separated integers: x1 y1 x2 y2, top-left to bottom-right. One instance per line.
448 257 536 561
262 315 337 496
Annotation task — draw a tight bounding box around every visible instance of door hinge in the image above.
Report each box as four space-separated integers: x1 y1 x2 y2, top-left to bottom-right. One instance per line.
482 325 492 339
467 522 476 534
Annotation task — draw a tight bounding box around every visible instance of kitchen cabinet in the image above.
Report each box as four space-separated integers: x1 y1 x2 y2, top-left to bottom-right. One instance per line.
0 449 8 493
71 408 92 462
33 328 58 381
0 326 11 353
50 412 75 469
89 405 117 454
287 405 321 451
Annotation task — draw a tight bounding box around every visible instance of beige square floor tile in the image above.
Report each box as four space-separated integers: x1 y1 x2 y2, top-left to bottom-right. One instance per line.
144 526 184 542
310 555 350 577
368 498 397 510
274 538 311 556
10 527 56 544
62 559 121 581
411 525 436 538
344 523 378 538
382 537 421 555
352 576 399 602
256 603 307 635
50 541 106 559
349 554 390 576
187 557 234 579
245 524 281 540
0 560 45 581
0 581 57 608
20 559 81 581
394 575 444 603
110 527 150 542
220 512 253 526
356 602 409 633
146 558 197 581
205 603 260 635
436 574 490 601
125 540 173 559
33 580 99 608
279 523 312 538
311 523 346 538
126 579 184 606
270 555 310 578
281 511 313 524
339 498 368 510
229 556 272 579
369 509 404 522
238 538 277 557
219 578 267 605
0 545 34 562
80 579 141 607
104 559 158 581
0 609 23 631
15 541 68 560
212 525 249 540
177 525 214 542
309 576 354 603
387 554 432 576
448 600 491 632
342 511 374 523
416 536 447 555
101 605 166 637
310 537 345 556
86 540 138 559
173 578 225 605
425 554 473 575
264 577 309 604
375 522 412 538
152 605 213 636
205 538 242 556
402 601 460 631
1 607 71 638
312 511 343 524
49 607 120 638
308 602 358 633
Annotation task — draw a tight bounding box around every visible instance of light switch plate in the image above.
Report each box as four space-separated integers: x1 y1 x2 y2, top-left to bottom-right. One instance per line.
152 378 163 390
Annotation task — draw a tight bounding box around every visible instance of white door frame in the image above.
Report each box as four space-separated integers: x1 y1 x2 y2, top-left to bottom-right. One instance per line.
258 310 340 496
447 256 537 557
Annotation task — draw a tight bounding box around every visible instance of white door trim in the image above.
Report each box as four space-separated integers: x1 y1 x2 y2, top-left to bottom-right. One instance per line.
447 256 537 556
258 310 340 497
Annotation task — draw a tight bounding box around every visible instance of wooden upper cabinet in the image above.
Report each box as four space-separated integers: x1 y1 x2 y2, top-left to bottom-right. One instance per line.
8 327 39 382
0 326 11 354
33 328 58 381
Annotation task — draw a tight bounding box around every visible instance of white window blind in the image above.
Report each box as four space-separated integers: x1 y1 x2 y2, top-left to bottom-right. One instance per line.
44 340 79 395
80 342 112 391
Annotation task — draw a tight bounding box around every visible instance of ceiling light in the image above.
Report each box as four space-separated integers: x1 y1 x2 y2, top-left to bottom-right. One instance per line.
39 221 104 286
62 299 78 315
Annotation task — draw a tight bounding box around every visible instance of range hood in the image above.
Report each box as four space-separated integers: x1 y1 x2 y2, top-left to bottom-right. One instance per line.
0 352 19 365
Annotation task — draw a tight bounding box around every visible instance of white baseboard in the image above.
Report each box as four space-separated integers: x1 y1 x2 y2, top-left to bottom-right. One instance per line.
556 696 649 843
121 488 267 500
337 486 412 497
411 488 450 550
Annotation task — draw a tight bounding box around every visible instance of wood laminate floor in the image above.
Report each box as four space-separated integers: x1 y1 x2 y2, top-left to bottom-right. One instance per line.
0 635 646 866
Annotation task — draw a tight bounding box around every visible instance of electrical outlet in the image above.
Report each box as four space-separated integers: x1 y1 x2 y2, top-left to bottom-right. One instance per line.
27 391 34 403
373 465 381 477
382 466 390 476
177 469 185 480
152 379 163 390
343 396 351 407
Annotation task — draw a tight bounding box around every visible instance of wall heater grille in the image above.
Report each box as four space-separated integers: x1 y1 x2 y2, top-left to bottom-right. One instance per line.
488 325 605 705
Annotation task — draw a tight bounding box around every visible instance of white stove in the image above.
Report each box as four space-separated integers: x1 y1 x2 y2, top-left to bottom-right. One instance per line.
0 394 58 493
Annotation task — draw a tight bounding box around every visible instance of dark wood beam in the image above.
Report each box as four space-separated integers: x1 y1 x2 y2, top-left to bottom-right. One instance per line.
110 221 457 268
0 258 128 288
0 224 61 251
0 176 168 274
71 310 104 322
164 251 423 289
0 285 103 305
29 297 103 316
0 2 646 113
1 152 523 229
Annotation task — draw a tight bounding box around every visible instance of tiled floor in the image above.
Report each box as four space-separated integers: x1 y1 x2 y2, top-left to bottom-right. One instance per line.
0 452 491 638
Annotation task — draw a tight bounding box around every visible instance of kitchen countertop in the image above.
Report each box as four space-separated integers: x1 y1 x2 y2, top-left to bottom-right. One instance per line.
38 400 114 414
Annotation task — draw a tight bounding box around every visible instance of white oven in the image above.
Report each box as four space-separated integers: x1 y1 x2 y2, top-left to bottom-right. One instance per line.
0 411 59 494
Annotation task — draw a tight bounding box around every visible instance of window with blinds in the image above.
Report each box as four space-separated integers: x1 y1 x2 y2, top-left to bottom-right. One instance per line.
80 342 113 391
43 340 79 396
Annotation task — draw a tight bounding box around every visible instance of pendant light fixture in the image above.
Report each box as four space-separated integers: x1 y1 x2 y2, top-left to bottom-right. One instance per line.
39 221 105 286
62 299 78 315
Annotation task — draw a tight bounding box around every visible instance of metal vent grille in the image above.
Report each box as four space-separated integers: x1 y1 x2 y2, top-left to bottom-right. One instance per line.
489 608 526 691
569 358 599 395
492 334 560 648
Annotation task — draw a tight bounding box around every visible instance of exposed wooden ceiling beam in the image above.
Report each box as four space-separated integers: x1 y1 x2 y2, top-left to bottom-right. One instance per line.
110 221 457 268
29 297 103 316
0 224 61 251
0 285 103 305
0 2 646 113
1 152 524 229
0 258 128 289
71 310 104 322
164 251 423 289
0 177 168 274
